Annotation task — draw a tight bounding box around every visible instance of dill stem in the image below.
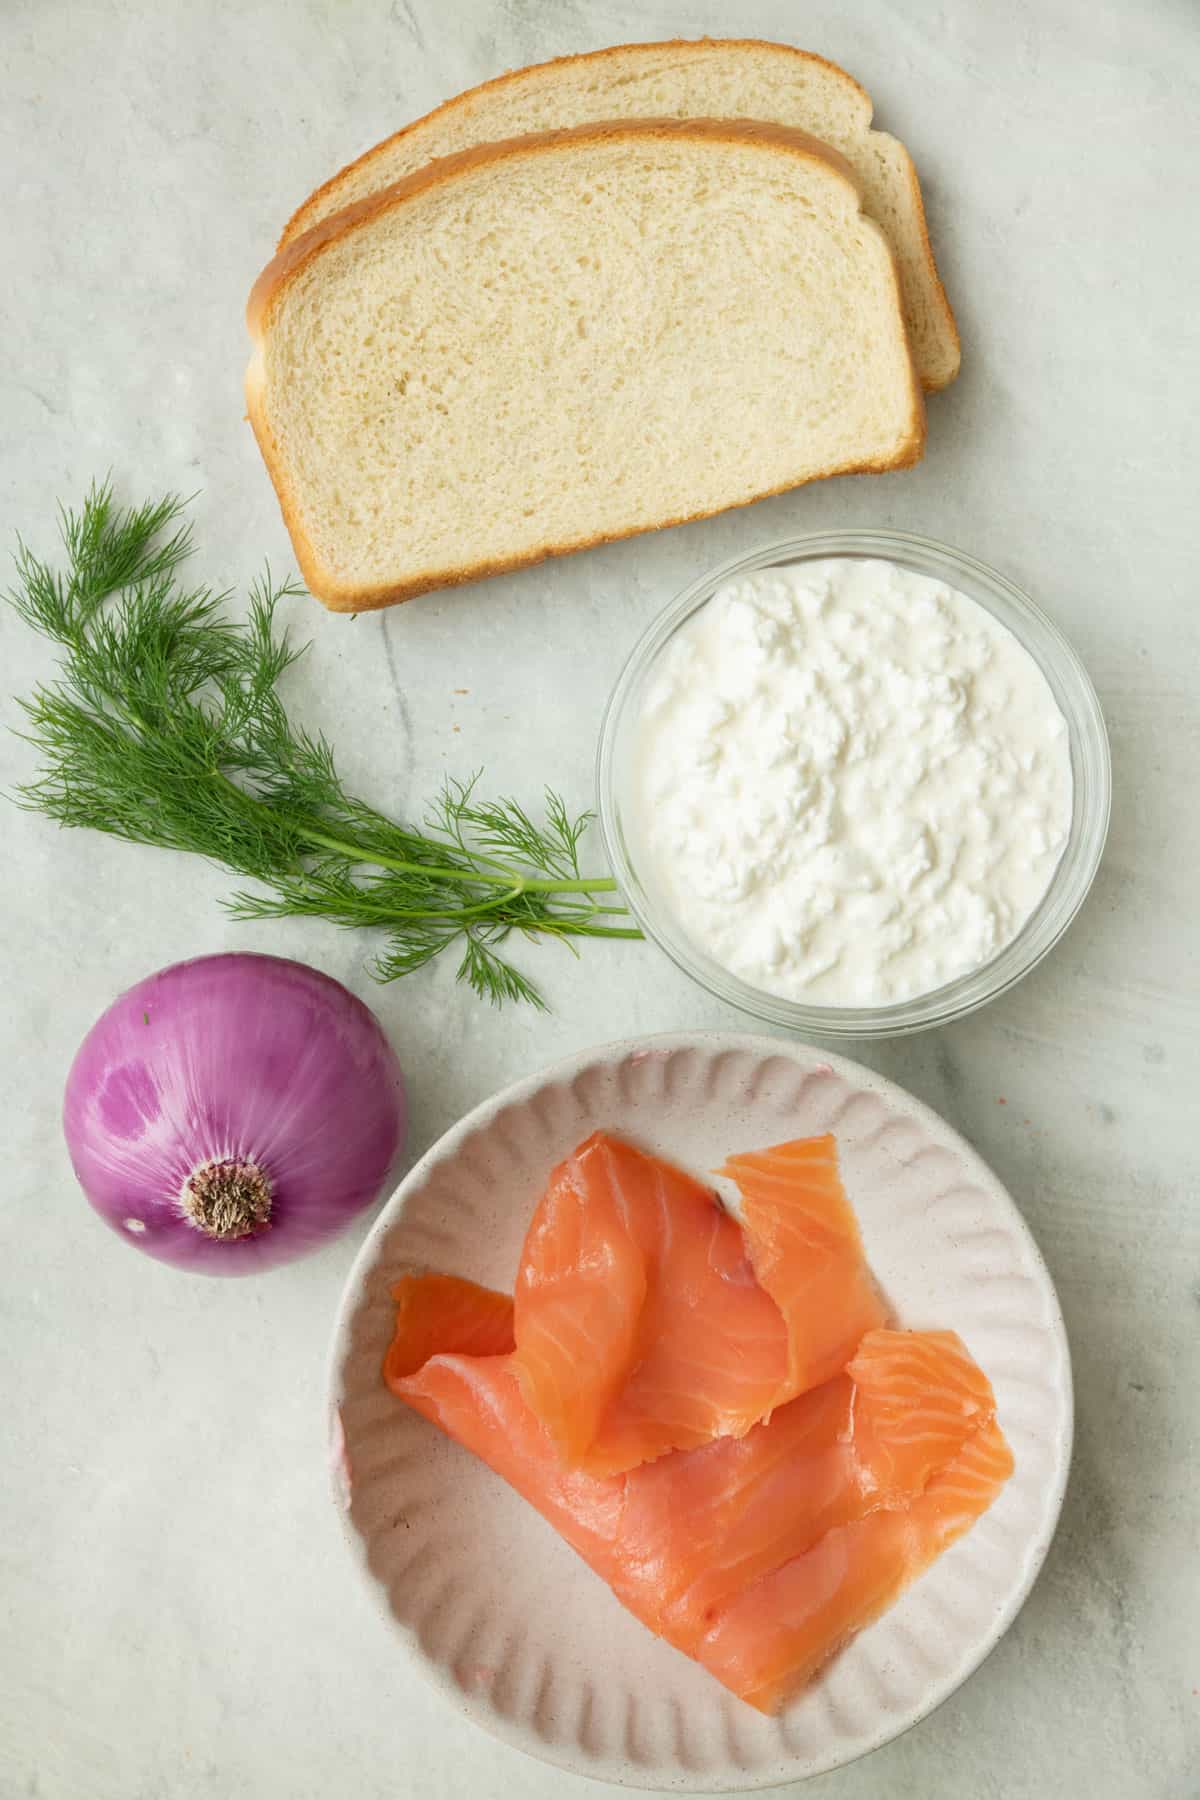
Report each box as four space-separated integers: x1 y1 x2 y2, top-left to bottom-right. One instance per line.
292 819 620 897
294 820 503 886
518 872 621 896
209 773 629 911
552 923 643 940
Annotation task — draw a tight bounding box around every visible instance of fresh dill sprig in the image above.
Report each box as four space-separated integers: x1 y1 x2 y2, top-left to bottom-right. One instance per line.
5 483 640 1008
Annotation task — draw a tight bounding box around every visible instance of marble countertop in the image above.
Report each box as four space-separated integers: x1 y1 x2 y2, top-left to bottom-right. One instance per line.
2 2 1197 1795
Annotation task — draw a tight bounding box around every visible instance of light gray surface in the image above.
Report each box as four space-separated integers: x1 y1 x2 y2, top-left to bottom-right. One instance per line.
1 1 1196 1796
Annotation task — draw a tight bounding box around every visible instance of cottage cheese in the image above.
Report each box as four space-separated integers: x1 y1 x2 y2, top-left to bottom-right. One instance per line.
629 558 1073 1007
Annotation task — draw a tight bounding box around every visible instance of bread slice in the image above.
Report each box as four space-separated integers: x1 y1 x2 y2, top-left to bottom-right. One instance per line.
247 120 925 613
278 38 959 392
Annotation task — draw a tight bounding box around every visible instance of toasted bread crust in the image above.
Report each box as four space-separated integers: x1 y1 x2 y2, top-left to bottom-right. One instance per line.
274 38 957 391
246 119 925 613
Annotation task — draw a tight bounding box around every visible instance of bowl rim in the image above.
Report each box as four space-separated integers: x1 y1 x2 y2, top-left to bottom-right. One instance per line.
324 1029 1075 1790
596 527 1112 1039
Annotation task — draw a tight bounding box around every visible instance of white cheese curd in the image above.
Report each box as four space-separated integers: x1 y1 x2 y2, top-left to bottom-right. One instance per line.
629 558 1073 1007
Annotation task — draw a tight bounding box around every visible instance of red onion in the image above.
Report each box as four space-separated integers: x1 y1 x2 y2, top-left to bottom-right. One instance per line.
63 953 407 1274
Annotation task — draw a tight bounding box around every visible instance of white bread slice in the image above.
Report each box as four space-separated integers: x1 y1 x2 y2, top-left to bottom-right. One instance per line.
247 120 925 613
278 39 959 392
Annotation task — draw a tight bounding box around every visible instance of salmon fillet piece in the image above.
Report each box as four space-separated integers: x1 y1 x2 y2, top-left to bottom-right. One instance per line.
383 1274 1010 1706
618 1327 999 1635
510 1131 884 1475
390 1337 626 1568
697 1416 1015 1711
383 1273 514 1383
718 1134 887 1398
846 1327 998 1500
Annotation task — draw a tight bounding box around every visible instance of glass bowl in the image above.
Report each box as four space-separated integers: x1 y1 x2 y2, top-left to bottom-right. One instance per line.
597 529 1111 1039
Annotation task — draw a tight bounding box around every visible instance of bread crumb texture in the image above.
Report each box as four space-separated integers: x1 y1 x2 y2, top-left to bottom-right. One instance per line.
254 129 923 608
280 40 958 391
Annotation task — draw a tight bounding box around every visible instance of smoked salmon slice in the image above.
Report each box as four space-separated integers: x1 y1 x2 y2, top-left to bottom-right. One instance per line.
718 1134 887 1400
618 1328 997 1636
382 1272 1011 1709
511 1133 790 1474
390 1328 626 1569
846 1327 998 1500
614 1374 864 1634
382 1273 514 1384
510 1131 884 1475
389 1299 882 1641
697 1416 1015 1712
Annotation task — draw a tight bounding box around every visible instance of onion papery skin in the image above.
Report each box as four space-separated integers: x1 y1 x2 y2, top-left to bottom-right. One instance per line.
63 953 407 1274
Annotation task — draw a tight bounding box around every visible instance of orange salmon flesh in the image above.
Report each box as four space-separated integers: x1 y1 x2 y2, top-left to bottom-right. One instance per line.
381 1132 1012 1711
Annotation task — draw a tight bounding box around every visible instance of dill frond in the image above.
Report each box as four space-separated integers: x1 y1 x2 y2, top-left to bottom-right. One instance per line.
6 486 639 1008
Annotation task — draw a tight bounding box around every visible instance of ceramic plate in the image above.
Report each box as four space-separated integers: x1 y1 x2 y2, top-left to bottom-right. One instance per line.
327 1036 1072 1790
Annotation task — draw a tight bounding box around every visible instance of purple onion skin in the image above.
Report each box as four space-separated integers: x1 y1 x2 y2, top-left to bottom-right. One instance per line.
63 953 407 1274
